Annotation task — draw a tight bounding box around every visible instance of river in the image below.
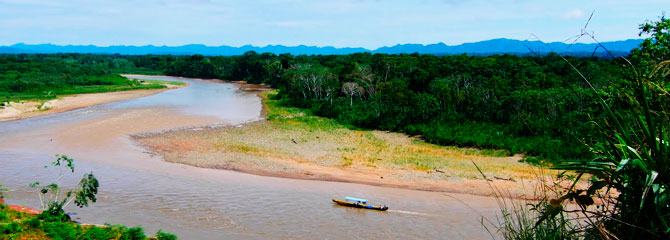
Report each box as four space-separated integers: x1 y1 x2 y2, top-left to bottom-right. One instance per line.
0 76 501 239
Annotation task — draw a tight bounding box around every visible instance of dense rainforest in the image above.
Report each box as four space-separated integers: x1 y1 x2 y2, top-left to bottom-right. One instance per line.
0 52 638 162
162 52 651 162
1 25 667 163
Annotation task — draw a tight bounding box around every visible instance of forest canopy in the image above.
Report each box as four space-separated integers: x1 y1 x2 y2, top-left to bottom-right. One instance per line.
2 28 666 163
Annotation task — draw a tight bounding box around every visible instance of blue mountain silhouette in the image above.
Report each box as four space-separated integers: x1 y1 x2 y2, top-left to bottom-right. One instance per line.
1 38 642 56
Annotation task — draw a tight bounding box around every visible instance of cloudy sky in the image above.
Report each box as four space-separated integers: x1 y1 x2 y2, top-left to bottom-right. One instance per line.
0 0 667 49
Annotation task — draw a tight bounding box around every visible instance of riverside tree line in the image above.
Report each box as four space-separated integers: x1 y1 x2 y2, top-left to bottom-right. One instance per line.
0 48 659 163
1 24 667 164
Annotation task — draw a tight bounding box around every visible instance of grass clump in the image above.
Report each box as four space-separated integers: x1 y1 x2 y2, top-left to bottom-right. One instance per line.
138 79 186 87
476 162 583 240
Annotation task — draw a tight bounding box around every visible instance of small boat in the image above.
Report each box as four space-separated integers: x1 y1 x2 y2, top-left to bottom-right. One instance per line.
332 197 388 211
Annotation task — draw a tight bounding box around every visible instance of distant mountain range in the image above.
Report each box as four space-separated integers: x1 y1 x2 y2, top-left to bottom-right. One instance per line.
0 38 643 56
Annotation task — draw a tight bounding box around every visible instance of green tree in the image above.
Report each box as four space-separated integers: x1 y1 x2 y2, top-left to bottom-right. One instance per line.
29 155 99 217
632 14 670 73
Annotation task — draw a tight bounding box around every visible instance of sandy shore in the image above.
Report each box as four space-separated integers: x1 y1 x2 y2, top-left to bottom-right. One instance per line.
136 124 547 197
135 91 555 198
0 85 182 122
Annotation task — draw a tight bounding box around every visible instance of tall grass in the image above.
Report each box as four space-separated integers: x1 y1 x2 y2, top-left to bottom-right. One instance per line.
490 15 669 240
475 162 583 240
552 60 670 239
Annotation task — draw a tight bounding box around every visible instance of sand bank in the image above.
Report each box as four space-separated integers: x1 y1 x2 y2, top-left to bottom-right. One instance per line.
0 85 182 122
135 91 551 198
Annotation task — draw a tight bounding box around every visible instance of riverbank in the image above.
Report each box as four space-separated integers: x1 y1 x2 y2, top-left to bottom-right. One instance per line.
0 79 184 122
136 90 548 197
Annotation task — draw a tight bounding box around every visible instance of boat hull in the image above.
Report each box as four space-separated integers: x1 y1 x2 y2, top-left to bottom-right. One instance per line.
332 199 388 211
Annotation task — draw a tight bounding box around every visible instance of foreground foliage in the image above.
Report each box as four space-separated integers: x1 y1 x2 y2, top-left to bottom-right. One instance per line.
546 15 669 240
0 155 178 239
29 155 99 220
0 203 176 240
477 165 582 240
487 15 670 240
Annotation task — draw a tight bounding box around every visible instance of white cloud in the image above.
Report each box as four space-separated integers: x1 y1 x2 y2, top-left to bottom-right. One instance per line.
0 1 665 48
561 9 586 20
269 21 326 28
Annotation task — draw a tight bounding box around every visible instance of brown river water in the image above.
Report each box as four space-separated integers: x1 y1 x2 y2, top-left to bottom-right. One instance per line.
0 76 502 239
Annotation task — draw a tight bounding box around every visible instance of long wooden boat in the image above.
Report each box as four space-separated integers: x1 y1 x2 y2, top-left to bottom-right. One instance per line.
332 197 388 211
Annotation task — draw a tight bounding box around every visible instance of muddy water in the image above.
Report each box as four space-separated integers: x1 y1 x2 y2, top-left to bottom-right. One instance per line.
0 76 501 239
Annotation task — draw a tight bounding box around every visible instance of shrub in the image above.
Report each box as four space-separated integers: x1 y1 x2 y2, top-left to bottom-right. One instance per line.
38 208 71 222
43 221 80 240
2 222 23 234
156 230 178 240
121 226 146 240
80 227 115 240
23 217 40 228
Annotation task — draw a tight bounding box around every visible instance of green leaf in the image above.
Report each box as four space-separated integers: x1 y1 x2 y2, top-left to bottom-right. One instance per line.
74 172 99 208
640 170 659 209
616 159 630 171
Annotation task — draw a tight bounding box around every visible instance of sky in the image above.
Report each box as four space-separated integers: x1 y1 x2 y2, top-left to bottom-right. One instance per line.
0 0 668 49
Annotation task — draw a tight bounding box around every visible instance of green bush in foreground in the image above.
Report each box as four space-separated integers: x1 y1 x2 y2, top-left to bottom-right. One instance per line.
79 227 115 240
2 222 23 235
156 230 178 240
0 201 179 240
120 226 145 240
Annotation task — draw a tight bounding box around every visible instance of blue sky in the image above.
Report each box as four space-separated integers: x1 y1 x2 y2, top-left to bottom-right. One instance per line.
0 0 667 49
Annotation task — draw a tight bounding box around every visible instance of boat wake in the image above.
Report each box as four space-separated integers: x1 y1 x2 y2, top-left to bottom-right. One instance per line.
387 209 442 217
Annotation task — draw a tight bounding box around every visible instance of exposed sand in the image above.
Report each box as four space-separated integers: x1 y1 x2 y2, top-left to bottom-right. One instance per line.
135 91 555 198
136 124 551 198
0 85 182 122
